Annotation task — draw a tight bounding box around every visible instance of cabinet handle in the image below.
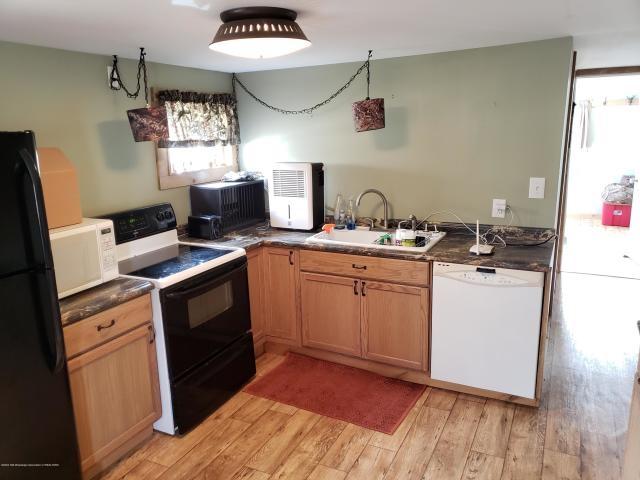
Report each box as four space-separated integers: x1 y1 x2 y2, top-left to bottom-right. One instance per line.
352 263 367 270
148 324 156 344
361 281 366 296
353 280 359 295
289 251 294 266
96 319 116 332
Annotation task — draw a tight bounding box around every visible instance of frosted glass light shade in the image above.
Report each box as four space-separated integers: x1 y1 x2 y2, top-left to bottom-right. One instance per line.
210 7 311 59
209 37 311 59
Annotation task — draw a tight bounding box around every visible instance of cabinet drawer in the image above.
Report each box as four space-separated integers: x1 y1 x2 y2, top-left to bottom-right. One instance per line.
63 294 152 359
299 250 430 286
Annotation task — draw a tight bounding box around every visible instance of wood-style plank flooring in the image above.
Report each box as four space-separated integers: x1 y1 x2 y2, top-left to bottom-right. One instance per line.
101 272 640 480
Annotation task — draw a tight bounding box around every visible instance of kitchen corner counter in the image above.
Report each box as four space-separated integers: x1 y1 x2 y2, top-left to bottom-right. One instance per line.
181 225 555 272
59 278 154 327
425 234 555 272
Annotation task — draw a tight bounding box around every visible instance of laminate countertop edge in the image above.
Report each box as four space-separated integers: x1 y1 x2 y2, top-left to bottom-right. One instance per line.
181 226 555 273
59 278 154 327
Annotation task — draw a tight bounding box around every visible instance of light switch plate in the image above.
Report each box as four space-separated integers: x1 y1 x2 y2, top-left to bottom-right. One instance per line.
492 199 507 218
529 177 545 199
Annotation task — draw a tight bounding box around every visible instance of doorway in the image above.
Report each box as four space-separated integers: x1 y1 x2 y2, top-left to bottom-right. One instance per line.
560 73 640 279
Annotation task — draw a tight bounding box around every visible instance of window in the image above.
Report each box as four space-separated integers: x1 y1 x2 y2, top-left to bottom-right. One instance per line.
154 90 241 190
156 145 237 189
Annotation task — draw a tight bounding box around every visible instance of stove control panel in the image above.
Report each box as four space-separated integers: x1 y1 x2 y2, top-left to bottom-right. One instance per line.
101 203 177 244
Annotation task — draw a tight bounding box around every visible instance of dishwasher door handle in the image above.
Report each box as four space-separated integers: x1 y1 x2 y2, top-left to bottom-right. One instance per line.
476 267 496 274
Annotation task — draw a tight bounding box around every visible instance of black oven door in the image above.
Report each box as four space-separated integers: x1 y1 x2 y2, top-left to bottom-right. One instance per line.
160 256 250 381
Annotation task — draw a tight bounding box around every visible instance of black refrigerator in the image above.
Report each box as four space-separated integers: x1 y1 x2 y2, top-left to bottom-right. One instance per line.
0 131 82 479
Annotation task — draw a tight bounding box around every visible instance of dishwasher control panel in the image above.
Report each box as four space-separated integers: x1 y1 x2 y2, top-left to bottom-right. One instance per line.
433 262 544 288
448 271 527 285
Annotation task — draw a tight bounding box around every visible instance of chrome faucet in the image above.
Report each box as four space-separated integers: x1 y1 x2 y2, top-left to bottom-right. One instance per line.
355 189 389 229
360 217 376 229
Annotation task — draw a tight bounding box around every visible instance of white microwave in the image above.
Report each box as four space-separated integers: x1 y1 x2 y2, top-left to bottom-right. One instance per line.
49 218 119 299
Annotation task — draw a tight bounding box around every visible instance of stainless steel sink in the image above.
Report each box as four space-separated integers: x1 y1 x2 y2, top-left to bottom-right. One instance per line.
306 229 446 253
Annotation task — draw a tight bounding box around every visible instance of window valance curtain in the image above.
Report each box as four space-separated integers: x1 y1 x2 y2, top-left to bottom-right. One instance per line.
157 90 241 148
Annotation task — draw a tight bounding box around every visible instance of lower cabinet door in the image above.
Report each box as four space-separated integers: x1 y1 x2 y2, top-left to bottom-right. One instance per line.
361 281 428 371
264 247 300 345
300 272 362 357
67 324 161 472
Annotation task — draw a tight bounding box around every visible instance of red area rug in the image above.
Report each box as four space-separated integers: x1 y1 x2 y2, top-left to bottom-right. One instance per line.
244 353 426 434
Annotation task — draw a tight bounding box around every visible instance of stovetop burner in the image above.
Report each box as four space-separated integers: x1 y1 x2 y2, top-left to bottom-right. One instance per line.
118 244 236 280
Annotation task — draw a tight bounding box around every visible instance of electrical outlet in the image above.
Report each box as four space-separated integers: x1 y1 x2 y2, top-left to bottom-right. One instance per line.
529 177 545 199
492 199 507 218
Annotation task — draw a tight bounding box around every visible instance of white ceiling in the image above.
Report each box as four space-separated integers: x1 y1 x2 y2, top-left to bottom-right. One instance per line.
1 0 639 72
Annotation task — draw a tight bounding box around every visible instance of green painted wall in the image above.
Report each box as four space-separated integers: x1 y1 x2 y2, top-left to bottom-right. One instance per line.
0 38 572 228
238 37 573 228
0 41 231 224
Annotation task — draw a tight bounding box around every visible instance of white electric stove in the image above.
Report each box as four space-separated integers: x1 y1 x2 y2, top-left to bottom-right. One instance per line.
101 203 256 435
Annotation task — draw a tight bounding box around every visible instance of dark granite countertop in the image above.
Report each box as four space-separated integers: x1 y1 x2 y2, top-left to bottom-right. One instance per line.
425 234 555 272
59 278 154 327
182 224 555 272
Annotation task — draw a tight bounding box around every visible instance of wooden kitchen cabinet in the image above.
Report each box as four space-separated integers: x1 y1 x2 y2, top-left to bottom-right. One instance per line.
299 250 430 287
300 272 362 357
64 294 160 479
246 248 266 352
297 257 429 371
295 251 430 371
361 281 428 371
263 247 301 345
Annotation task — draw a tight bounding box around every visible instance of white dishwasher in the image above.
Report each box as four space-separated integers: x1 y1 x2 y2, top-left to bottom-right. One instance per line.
431 262 544 399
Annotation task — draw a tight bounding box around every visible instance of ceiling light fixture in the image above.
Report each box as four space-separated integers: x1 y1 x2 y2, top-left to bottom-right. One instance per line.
209 7 311 59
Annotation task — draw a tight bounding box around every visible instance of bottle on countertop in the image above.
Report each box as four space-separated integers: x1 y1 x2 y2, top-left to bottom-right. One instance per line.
334 193 344 224
346 199 356 230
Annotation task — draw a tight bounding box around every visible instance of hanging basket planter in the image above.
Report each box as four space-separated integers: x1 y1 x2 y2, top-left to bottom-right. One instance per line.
352 98 385 132
127 106 169 142
110 48 169 142
352 50 385 132
232 49 385 132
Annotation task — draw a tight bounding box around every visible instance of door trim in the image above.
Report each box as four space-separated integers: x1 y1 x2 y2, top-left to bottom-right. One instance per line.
553 50 578 296
576 66 640 77
554 59 640 289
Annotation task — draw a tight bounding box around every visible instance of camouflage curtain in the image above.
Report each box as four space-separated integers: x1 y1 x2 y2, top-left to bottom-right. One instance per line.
156 90 241 148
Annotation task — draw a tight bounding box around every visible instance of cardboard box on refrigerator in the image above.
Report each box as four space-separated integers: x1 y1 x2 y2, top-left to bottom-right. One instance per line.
37 148 82 229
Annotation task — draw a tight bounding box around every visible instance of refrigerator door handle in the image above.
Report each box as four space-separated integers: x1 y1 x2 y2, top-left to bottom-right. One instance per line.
38 269 66 373
18 148 53 269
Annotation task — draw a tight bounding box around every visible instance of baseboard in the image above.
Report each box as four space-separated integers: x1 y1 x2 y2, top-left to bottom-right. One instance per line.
264 341 429 385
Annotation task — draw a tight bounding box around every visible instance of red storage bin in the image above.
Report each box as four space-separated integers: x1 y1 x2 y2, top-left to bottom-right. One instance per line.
602 202 632 227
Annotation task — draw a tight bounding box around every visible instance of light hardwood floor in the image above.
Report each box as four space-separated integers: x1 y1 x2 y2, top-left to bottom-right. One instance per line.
100 272 640 480
561 214 640 279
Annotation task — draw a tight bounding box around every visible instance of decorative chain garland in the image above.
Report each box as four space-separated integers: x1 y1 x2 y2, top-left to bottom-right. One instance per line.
232 51 373 115
109 47 150 104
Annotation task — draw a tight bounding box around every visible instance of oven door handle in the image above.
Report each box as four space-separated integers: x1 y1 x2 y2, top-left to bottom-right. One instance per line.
164 264 244 301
